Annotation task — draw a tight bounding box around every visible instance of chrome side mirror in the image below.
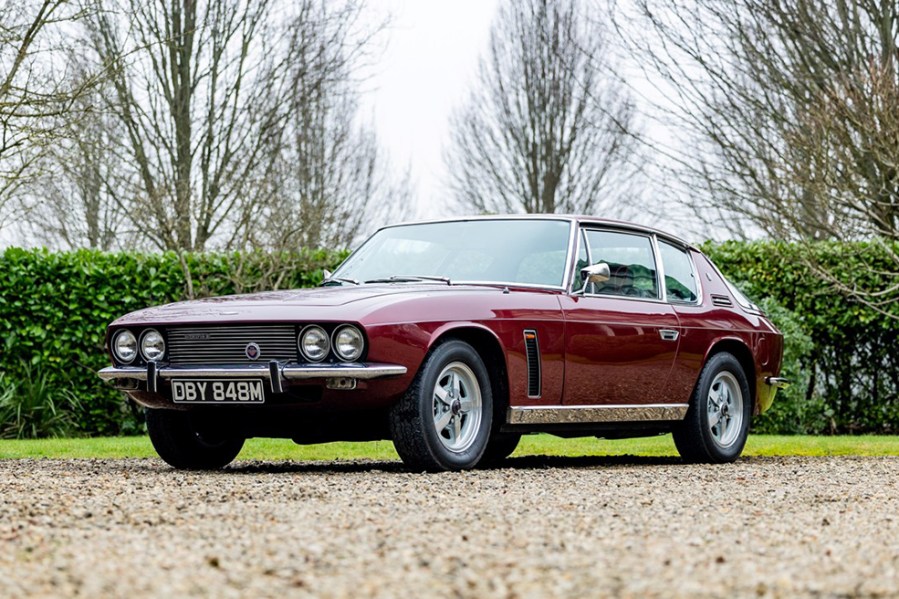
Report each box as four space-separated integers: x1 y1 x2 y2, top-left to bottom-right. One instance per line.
323 269 332 280
581 262 610 285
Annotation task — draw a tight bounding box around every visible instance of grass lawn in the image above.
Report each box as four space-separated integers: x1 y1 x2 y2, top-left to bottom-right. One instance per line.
1 434 899 461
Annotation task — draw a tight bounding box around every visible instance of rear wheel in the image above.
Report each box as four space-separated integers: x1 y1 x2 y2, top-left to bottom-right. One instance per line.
673 352 751 463
389 340 493 471
146 409 244 470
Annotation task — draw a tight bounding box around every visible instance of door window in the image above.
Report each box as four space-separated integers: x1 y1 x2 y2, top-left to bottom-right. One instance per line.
659 241 699 303
583 230 659 299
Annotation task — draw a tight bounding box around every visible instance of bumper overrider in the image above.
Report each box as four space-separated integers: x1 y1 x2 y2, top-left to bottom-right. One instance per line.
98 361 408 394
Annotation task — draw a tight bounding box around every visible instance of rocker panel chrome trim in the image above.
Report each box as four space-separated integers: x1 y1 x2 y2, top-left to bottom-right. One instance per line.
507 404 689 425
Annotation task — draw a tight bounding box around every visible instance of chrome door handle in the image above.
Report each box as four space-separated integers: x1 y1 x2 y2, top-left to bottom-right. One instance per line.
659 329 679 342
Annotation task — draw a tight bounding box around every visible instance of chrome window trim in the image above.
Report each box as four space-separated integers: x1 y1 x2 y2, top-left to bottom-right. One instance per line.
566 226 593 296
559 219 577 292
574 226 662 301
651 234 667 303
331 218 575 290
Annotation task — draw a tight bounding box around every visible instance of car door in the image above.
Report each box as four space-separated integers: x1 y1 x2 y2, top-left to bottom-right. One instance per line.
658 240 733 403
559 228 680 405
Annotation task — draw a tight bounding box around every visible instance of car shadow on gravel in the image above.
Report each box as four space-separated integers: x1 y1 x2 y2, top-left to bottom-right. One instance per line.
60 454 787 476
205 454 688 475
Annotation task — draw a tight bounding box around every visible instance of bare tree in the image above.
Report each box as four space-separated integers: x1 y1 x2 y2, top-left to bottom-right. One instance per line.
626 0 899 242
445 0 640 216
20 88 132 250
620 0 899 312
0 0 89 230
72 0 300 251
249 0 409 251
31 0 406 253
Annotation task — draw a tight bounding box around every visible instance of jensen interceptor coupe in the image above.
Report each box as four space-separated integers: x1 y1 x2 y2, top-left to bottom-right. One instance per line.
99 216 786 471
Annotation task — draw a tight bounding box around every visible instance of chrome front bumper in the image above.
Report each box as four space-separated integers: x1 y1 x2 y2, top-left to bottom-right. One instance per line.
98 362 408 394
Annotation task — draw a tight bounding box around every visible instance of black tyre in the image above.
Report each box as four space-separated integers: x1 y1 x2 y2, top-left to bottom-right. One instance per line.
672 352 751 464
479 432 521 467
146 409 244 470
389 340 493 471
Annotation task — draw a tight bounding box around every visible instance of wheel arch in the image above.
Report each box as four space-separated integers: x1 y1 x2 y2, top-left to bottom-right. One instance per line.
704 338 757 412
428 325 510 417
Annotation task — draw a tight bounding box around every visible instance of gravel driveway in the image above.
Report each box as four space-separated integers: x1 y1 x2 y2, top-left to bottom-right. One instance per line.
1 455 897 598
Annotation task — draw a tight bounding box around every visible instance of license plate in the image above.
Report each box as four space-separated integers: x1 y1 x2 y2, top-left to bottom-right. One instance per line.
171 379 265 404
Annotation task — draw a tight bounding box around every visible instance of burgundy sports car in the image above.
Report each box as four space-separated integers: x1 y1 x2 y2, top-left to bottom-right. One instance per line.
99 216 786 471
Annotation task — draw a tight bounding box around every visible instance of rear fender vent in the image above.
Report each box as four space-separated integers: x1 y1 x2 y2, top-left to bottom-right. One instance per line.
711 294 733 308
524 329 541 398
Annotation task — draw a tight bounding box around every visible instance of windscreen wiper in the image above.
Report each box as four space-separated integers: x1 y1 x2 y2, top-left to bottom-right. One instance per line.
364 275 452 285
321 276 360 286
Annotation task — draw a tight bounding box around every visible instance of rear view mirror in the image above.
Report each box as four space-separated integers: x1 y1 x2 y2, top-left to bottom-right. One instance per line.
581 262 610 285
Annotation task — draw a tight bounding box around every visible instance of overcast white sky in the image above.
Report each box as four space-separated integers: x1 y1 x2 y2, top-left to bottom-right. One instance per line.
363 0 501 220
361 1 688 236
1 0 696 247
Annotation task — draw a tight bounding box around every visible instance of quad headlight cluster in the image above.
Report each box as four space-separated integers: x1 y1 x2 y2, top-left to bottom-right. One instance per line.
112 328 166 364
111 324 364 365
299 324 365 362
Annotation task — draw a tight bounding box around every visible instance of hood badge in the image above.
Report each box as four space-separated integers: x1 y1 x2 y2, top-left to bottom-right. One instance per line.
245 343 261 361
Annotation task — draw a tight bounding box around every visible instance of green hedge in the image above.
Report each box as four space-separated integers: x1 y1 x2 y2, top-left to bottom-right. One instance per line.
703 240 899 434
1 241 897 437
0 248 347 437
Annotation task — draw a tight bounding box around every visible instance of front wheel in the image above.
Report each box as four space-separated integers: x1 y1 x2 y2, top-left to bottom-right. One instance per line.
389 340 493 471
672 352 751 463
146 409 244 470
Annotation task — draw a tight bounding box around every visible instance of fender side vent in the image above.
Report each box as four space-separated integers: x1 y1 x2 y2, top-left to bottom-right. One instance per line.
711 294 733 307
524 329 541 398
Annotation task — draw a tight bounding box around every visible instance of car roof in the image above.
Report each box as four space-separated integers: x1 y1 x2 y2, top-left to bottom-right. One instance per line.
380 214 698 250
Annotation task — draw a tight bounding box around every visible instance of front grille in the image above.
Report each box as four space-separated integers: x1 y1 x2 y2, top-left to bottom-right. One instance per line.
166 325 298 365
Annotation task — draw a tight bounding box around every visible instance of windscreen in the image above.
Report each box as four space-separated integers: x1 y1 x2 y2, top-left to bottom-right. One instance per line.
333 219 572 287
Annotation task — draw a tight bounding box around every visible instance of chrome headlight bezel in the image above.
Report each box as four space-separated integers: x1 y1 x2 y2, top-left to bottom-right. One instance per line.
332 325 364 362
299 325 331 362
139 328 166 362
112 329 138 364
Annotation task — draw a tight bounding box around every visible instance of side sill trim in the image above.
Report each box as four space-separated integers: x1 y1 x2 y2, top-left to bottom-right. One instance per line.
507 404 689 425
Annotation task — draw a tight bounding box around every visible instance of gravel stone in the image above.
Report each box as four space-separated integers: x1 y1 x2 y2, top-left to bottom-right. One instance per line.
1 455 898 598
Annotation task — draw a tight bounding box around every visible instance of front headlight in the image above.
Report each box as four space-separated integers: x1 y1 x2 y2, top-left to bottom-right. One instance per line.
299 325 330 362
140 329 166 361
332 325 364 362
113 330 137 364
